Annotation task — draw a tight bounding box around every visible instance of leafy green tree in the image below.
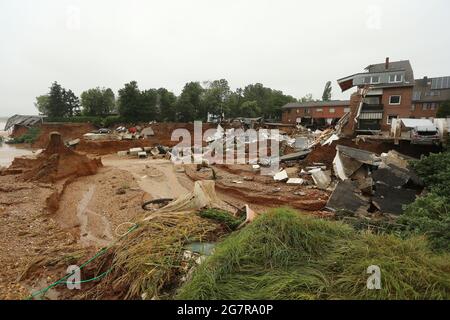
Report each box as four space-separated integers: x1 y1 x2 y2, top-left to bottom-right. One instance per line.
436 101 450 118
63 89 80 117
140 89 159 120
34 95 50 115
300 93 314 103
81 87 115 116
225 89 244 118
176 82 204 122
36 82 80 117
240 101 261 117
202 79 231 120
118 81 143 121
157 88 177 122
322 81 332 101
46 82 68 117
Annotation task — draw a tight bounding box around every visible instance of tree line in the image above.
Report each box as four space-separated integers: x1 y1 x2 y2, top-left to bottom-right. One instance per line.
35 80 320 122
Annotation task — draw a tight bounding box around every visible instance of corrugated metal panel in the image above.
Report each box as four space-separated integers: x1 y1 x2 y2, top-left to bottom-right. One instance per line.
359 112 383 120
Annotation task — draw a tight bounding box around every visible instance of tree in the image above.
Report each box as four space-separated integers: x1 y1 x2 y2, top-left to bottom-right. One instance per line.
300 93 314 103
117 81 143 121
63 89 80 117
202 79 231 120
34 95 50 115
36 82 80 118
436 101 450 118
46 82 68 117
81 87 115 116
140 89 158 120
322 81 332 101
176 82 204 122
240 101 261 118
157 88 177 122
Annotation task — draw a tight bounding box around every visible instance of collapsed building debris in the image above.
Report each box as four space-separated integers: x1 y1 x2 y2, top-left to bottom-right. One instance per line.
327 144 422 215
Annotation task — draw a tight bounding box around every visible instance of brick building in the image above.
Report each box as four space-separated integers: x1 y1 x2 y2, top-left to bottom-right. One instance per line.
337 58 450 132
281 100 350 128
412 76 450 119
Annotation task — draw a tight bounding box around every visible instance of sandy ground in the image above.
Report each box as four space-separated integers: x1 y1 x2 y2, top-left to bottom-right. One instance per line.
0 151 331 299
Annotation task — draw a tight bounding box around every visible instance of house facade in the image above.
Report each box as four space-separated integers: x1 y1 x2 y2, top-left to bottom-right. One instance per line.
337 58 450 132
412 76 450 119
337 58 415 131
281 100 351 128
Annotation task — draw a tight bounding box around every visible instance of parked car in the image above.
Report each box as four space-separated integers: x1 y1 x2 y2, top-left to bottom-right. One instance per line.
97 128 111 134
410 125 440 145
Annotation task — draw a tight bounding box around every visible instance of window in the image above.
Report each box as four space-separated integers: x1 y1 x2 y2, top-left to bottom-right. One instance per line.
316 108 323 112
371 76 380 84
296 109 299 114
363 76 371 84
389 95 401 105
344 107 351 113
425 91 440 97
411 104 416 111
364 96 381 105
305 108 310 114
387 115 398 125
423 103 434 111
329 108 335 113
389 74 403 83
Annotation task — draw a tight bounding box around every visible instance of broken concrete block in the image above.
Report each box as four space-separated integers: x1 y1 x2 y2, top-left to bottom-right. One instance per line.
68 138 80 146
117 151 128 157
322 134 340 146
286 178 304 185
252 164 261 172
285 167 299 177
130 147 143 156
372 183 417 215
150 147 160 156
311 169 331 190
326 180 370 214
138 152 148 159
273 170 289 182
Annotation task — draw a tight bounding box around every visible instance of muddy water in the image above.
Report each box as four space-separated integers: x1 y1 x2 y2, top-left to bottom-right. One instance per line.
0 119 34 167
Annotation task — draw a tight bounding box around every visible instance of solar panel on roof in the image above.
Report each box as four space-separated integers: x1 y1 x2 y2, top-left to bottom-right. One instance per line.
431 76 450 89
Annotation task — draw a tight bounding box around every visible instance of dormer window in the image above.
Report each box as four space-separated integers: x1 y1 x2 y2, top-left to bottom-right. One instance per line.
389 74 403 83
364 76 380 84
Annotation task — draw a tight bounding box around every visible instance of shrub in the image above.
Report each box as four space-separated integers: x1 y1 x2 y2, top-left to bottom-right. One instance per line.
399 193 450 252
8 127 41 144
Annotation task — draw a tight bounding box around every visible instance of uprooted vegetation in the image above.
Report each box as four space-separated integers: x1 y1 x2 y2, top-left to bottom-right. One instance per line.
177 208 450 300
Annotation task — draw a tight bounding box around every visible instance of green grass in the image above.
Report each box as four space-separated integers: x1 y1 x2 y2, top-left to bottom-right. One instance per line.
177 208 450 300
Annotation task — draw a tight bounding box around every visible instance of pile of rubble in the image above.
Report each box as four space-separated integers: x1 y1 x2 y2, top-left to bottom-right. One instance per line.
327 146 422 216
82 125 155 142
117 145 170 159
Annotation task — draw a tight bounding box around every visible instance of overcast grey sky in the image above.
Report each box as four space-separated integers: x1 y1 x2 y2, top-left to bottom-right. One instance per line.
1 0 449 116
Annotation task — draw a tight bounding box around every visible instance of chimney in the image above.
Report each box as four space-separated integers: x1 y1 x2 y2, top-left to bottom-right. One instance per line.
385 57 390 70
